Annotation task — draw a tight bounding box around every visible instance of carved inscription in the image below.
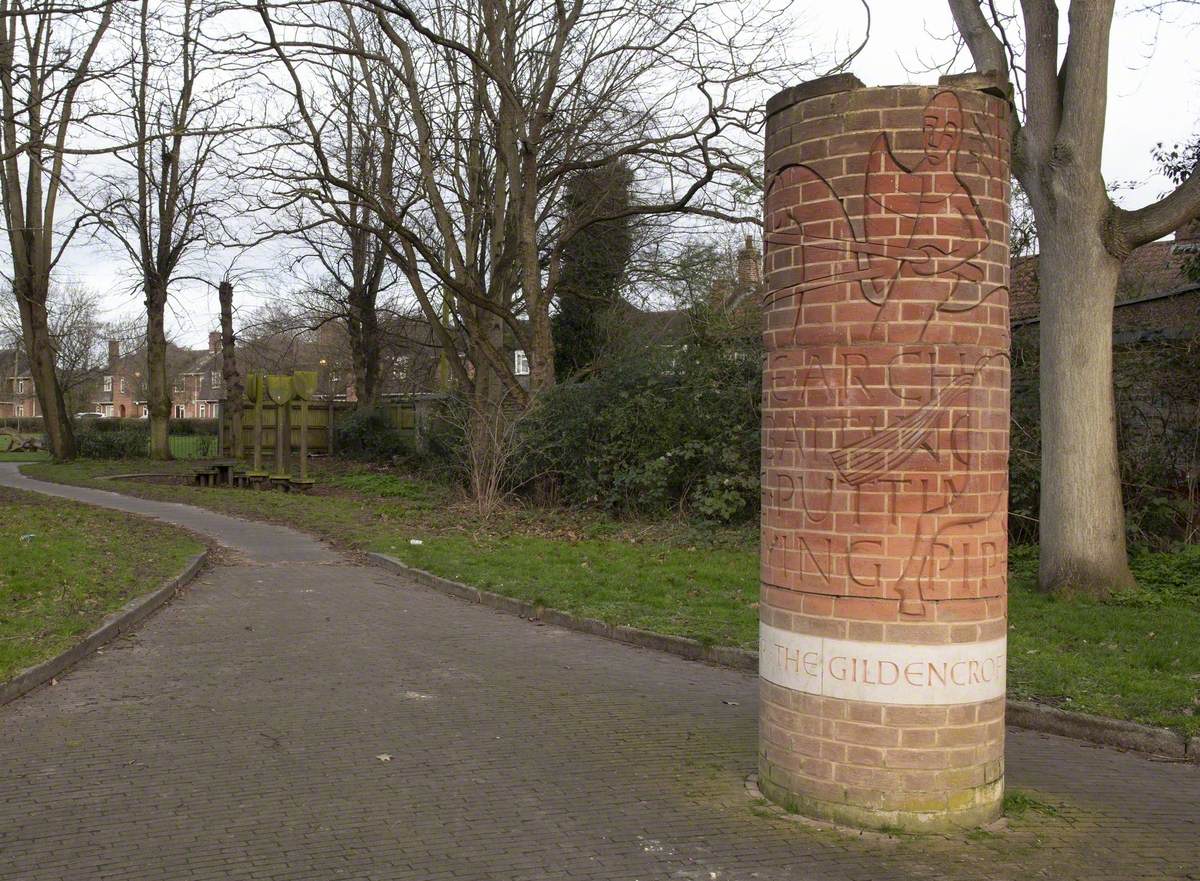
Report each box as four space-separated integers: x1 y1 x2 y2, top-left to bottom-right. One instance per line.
760 623 1007 705
761 89 1010 618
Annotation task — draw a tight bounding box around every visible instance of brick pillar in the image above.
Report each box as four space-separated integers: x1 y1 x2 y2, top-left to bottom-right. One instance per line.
759 74 1010 832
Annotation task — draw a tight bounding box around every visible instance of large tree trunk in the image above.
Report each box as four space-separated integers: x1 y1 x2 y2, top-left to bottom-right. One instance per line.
218 281 243 457
16 280 75 460
1037 229 1136 597
146 284 172 461
348 289 381 409
528 304 555 396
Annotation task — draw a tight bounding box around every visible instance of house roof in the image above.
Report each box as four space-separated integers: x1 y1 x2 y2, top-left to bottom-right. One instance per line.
1011 237 1197 324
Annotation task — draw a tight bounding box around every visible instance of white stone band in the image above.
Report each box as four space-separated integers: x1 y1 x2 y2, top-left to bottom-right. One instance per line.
760 622 1006 706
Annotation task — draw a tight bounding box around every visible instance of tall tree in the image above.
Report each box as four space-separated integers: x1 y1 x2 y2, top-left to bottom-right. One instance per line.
948 1 1200 596
217 278 243 456
91 0 240 458
552 162 634 379
0 0 117 459
254 0 812 416
275 23 400 410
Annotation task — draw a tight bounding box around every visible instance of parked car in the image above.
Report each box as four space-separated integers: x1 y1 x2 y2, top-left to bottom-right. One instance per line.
74 412 104 419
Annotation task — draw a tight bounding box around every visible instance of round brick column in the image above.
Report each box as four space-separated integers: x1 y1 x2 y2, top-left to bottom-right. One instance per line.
759 74 1010 832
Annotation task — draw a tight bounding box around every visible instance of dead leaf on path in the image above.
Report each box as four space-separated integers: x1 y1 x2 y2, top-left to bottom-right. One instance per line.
375 754 392 763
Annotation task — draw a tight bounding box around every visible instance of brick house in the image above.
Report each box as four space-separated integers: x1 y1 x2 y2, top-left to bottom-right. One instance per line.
628 235 764 343
93 333 225 419
0 346 40 418
1011 220 1200 341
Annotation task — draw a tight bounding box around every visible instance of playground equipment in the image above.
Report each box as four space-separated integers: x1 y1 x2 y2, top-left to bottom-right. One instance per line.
194 370 319 492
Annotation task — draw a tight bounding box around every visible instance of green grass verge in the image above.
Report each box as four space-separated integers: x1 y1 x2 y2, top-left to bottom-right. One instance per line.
19 458 1200 734
0 485 204 682
0 450 50 463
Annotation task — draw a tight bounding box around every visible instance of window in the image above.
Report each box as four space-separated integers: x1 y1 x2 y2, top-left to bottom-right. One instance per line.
514 350 530 376
198 403 207 418
211 371 221 388
175 404 185 419
103 375 112 393
15 379 23 394
120 377 127 395
142 406 148 417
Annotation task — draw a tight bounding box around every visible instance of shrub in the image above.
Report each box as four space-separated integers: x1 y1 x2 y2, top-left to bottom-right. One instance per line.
334 407 413 462
0 417 44 431
1008 334 1200 549
170 418 218 436
76 424 149 459
522 326 760 522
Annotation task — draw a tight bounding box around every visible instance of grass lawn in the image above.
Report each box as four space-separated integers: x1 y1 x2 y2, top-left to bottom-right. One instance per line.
0 450 50 463
0 485 204 683
20 458 1200 735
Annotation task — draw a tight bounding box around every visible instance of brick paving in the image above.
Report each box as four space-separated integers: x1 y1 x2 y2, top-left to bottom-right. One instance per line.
1 464 1197 880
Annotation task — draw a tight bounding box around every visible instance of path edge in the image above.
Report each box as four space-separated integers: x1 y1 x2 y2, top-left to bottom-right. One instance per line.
365 552 1199 764
0 549 209 707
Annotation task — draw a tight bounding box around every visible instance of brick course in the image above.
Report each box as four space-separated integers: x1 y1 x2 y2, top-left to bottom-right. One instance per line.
760 75 1011 832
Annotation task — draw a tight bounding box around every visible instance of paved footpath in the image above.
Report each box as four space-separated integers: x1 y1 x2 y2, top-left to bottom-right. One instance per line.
1 464 1197 881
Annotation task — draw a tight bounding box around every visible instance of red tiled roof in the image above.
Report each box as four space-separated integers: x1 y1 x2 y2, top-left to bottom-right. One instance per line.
1010 240 1195 322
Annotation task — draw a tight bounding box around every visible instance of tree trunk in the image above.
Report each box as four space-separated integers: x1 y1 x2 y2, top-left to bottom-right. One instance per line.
1037 231 1136 597
528 303 555 396
16 280 75 460
348 289 381 409
218 281 243 458
146 284 172 461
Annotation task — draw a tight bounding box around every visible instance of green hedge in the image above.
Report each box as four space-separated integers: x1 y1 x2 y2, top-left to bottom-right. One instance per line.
0 417 44 431
522 329 760 522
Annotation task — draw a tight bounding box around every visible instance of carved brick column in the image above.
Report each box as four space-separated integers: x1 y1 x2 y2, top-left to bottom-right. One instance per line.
759 74 1011 832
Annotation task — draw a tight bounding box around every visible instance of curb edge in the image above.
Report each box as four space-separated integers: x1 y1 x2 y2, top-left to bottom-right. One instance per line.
0 549 210 707
365 552 1198 763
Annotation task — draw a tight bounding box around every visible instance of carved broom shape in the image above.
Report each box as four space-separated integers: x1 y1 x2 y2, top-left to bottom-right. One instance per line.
831 372 976 486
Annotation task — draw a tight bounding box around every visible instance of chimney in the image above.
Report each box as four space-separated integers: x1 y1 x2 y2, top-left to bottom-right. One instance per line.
736 235 762 288
209 331 222 354
108 339 120 366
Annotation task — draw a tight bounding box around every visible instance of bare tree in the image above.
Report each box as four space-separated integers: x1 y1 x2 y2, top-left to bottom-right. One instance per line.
947 1 1200 596
90 0 240 458
264 15 402 411
217 278 243 455
0 0 119 459
0 282 139 414
253 0 817 424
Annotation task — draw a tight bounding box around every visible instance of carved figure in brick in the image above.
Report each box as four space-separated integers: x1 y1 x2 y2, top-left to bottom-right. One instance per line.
764 91 1003 339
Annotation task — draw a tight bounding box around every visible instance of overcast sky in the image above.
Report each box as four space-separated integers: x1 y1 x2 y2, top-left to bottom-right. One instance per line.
55 0 1199 350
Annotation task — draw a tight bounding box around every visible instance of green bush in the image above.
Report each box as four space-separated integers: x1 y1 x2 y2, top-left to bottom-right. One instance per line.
522 327 760 522
334 407 413 462
1008 335 1200 549
170 418 218 436
76 425 149 459
0 417 44 431
1008 344 1040 545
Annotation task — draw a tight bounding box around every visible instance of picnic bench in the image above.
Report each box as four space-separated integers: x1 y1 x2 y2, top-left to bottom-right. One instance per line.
193 460 239 487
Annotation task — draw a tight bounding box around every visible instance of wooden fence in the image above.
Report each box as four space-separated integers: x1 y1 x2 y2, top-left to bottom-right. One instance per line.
216 396 440 459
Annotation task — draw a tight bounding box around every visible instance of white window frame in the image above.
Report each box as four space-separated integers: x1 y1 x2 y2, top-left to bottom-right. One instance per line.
175 404 185 419
15 378 23 394
514 349 530 376
103 375 112 393
120 377 127 395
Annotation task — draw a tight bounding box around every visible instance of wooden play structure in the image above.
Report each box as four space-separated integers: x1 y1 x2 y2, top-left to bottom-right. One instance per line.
193 371 320 492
